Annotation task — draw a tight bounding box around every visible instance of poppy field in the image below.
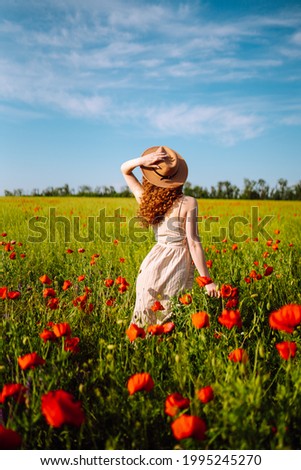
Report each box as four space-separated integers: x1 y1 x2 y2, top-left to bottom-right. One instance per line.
1 196 301 450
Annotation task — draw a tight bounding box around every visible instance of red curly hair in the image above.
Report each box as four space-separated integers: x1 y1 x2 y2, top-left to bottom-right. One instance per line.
138 177 183 226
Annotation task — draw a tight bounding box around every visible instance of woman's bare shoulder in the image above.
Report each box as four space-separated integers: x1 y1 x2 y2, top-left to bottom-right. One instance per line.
183 195 198 209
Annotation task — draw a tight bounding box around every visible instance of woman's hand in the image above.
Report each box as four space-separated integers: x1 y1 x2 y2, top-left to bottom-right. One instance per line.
140 148 168 169
205 282 220 298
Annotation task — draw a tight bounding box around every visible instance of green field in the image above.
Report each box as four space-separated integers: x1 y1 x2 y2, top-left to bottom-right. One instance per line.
1 197 301 450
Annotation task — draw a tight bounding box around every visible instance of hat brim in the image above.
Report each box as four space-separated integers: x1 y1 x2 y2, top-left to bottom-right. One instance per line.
141 146 188 189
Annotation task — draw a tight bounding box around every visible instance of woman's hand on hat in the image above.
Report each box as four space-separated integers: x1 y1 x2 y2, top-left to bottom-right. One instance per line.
205 282 220 298
139 151 168 169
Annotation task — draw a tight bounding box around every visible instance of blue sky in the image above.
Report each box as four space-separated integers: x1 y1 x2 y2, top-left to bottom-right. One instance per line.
0 0 301 195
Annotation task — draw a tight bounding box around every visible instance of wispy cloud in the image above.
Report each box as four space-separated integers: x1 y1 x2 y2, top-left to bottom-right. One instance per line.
0 0 300 144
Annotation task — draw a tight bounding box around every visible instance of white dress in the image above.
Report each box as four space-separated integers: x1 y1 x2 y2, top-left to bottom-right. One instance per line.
131 195 195 326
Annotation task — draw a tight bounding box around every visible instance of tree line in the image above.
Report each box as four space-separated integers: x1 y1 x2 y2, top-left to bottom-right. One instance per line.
3 178 301 200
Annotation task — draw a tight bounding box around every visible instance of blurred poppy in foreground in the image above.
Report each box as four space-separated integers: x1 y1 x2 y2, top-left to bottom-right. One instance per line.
127 372 154 395
0 424 22 449
171 414 207 441
41 390 85 428
197 385 214 404
18 352 46 370
191 312 210 329
228 348 248 363
218 309 242 329
165 392 190 417
276 341 297 360
269 304 301 334
126 324 146 342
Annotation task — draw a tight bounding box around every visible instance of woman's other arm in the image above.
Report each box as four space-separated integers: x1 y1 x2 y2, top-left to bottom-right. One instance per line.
185 197 220 297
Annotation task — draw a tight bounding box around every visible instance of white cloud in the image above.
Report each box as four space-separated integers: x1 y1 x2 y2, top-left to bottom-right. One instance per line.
143 104 265 145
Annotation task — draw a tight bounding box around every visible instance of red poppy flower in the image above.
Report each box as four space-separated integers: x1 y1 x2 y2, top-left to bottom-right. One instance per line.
232 244 238 251
206 260 213 268
1 232 7 237
179 293 192 305
162 322 175 334
126 324 146 342
151 300 165 312
43 288 56 298
0 424 22 449
269 304 301 333
220 284 233 298
4 242 14 252
78 275 85 282
274 229 280 234
264 266 273 276
39 274 52 285
118 283 128 293
18 352 46 370
147 324 165 335
52 322 71 338
41 390 85 428
62 280 72 291
191 311 210 329
244 277 251 284
47 297 59 310
9 251 16 260
165 392 190 417
218 309 242 329
73 293 89 310
249 270 257 279
228 348 248 363
106 297 116 306
0 287 8 299
66 249 74 254
196 276 213 288
40 329 57 342
64 337 80 353
0 383 27 404
127 372 154 395
171 414 207 441
276 341 297 360
225 298 239 309
78 248 85 253
115 276 129 286
20 253 26 258
104 279 114 287
119 257 125 263
7 291 21 300
197 385 214 404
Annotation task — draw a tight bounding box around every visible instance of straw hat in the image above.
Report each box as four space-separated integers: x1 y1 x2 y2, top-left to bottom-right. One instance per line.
140 145 188 188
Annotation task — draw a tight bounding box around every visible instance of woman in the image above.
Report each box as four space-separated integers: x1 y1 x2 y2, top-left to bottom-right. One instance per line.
121 145 219 327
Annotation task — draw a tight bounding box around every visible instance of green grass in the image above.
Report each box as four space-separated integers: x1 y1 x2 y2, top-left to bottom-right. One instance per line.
1 197 301 449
